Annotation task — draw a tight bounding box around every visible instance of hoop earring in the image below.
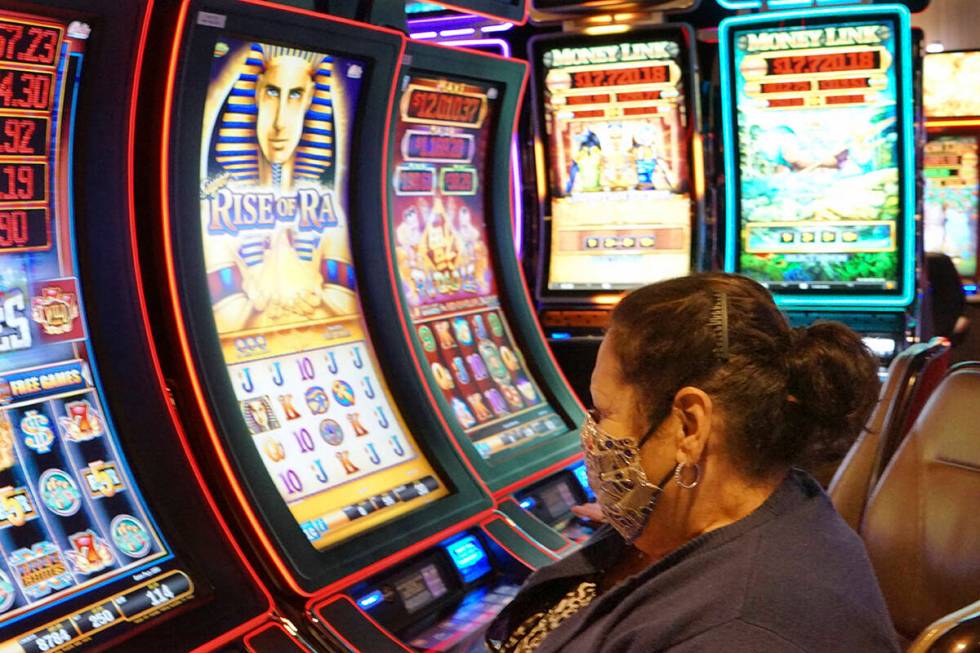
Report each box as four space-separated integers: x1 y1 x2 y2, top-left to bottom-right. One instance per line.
674 462 701 489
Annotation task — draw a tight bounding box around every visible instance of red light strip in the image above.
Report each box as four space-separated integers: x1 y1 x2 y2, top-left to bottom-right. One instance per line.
128 0 276 648
313 595 413 653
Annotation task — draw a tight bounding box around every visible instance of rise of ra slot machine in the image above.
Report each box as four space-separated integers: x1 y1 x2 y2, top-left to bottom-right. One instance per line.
730 21 906 295
198 38 448 552
0 10 191 648
390 75 566 460
538 37 693 292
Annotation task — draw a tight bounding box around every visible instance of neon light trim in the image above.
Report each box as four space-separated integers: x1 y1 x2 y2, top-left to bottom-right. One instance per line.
719 5 916 309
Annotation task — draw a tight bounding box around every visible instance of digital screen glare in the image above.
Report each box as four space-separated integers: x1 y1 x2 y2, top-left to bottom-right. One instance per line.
730 21 904 293
924 51 980 118
197 38 447 551
539 37 693 291
0 11 192 650
390 73 566 459
924 135 979 280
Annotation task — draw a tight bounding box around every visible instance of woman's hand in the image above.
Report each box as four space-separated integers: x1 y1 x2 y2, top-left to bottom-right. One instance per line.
571 502 607 523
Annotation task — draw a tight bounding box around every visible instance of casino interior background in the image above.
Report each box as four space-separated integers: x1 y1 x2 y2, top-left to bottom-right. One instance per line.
0 0 974 651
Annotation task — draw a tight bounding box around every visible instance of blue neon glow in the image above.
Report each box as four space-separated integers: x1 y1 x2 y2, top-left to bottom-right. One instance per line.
550 332 572 340
357 590 384 610
443 534 491 583
571 463 593 497
964 284 978 295
719 5 916 310
717 0 870 8
519 497 536 510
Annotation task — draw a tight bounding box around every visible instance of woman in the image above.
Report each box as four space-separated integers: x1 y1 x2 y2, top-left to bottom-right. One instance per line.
487 273 899 652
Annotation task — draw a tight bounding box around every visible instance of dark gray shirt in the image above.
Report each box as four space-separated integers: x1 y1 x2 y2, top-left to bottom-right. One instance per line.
488 470 900 652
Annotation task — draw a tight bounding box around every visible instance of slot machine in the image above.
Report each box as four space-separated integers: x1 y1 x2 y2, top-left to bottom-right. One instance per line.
0 1 282 651
528 16 705 401
376 37 597 551
307 38 589 652
922 50 980 295
152 0 569 650
719 4 918 365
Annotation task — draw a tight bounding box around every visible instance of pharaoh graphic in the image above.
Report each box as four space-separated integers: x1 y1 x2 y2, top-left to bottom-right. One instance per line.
202 42 359 333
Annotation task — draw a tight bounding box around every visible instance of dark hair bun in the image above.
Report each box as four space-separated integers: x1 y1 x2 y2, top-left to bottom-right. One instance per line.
782 322 880 468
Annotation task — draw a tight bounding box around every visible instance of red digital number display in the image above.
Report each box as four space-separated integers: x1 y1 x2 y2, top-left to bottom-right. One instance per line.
572 65 669 89
406 133 471 161
760 81 810 94
0 21 59 66
397 169 435 194
0 207 47 251
0 68 53 111
407 89 482 125
442 170 475 194
0 116 45 155
767 50 880 76
565 94 610 106
818 77 870 91
0 163 44 202
617 90 662 102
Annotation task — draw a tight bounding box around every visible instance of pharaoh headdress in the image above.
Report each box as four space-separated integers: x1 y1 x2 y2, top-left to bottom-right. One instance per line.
215 43 336 183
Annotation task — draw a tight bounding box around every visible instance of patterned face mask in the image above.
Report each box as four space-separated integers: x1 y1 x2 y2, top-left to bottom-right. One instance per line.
581 411 675 542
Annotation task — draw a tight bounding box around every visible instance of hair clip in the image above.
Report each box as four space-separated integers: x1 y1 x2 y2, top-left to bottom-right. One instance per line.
709 291 730 362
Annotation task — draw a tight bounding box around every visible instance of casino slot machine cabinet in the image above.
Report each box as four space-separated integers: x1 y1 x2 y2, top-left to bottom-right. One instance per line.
528 23 705 401
922 50 980 296
0 1 284 651
719 5 918 366
368 38 599 557
296 36 582 653
152 1 557 651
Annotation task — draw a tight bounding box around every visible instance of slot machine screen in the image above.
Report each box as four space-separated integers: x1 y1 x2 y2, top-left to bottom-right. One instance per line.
390 72 566 459
536 32 694 292
924 135 979 280
197 36 448 551
0 9 194 649
924 51 980 118
723 11 914 303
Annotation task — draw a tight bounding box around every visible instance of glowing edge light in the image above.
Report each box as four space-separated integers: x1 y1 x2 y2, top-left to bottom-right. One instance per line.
425 37 525 256
718 4 916 310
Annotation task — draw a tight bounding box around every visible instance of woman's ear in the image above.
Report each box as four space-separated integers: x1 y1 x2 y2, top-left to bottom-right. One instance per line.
672 387 713 465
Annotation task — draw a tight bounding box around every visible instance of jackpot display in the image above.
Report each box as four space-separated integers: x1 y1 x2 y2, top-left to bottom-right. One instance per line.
924 135 979 280
0 10 191 650
390 73 565 459
724 15 911 297
198 38 447 551
538 35 693 291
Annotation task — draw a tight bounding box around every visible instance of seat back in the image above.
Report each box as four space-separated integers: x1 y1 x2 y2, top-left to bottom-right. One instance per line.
860 362 980 641
829 340 949 530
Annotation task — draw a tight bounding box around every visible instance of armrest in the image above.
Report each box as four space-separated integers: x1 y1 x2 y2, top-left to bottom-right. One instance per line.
907 598 980 653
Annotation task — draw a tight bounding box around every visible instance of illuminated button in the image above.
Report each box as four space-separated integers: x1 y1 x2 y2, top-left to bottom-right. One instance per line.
780 232 795 243
639 236 656 248
621 237 636 248
821 231 837 243
842 231 858 242
801 232 815 243
602 237 618 248
584 237 599 248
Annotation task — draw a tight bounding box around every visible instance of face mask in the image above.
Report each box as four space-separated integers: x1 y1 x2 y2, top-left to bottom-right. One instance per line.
581 411 675 542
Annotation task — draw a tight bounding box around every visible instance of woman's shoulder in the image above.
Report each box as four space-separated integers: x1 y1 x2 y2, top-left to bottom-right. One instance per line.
733 472 899 650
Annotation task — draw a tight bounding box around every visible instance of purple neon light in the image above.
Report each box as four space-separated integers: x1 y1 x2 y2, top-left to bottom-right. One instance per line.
425 37 525 255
